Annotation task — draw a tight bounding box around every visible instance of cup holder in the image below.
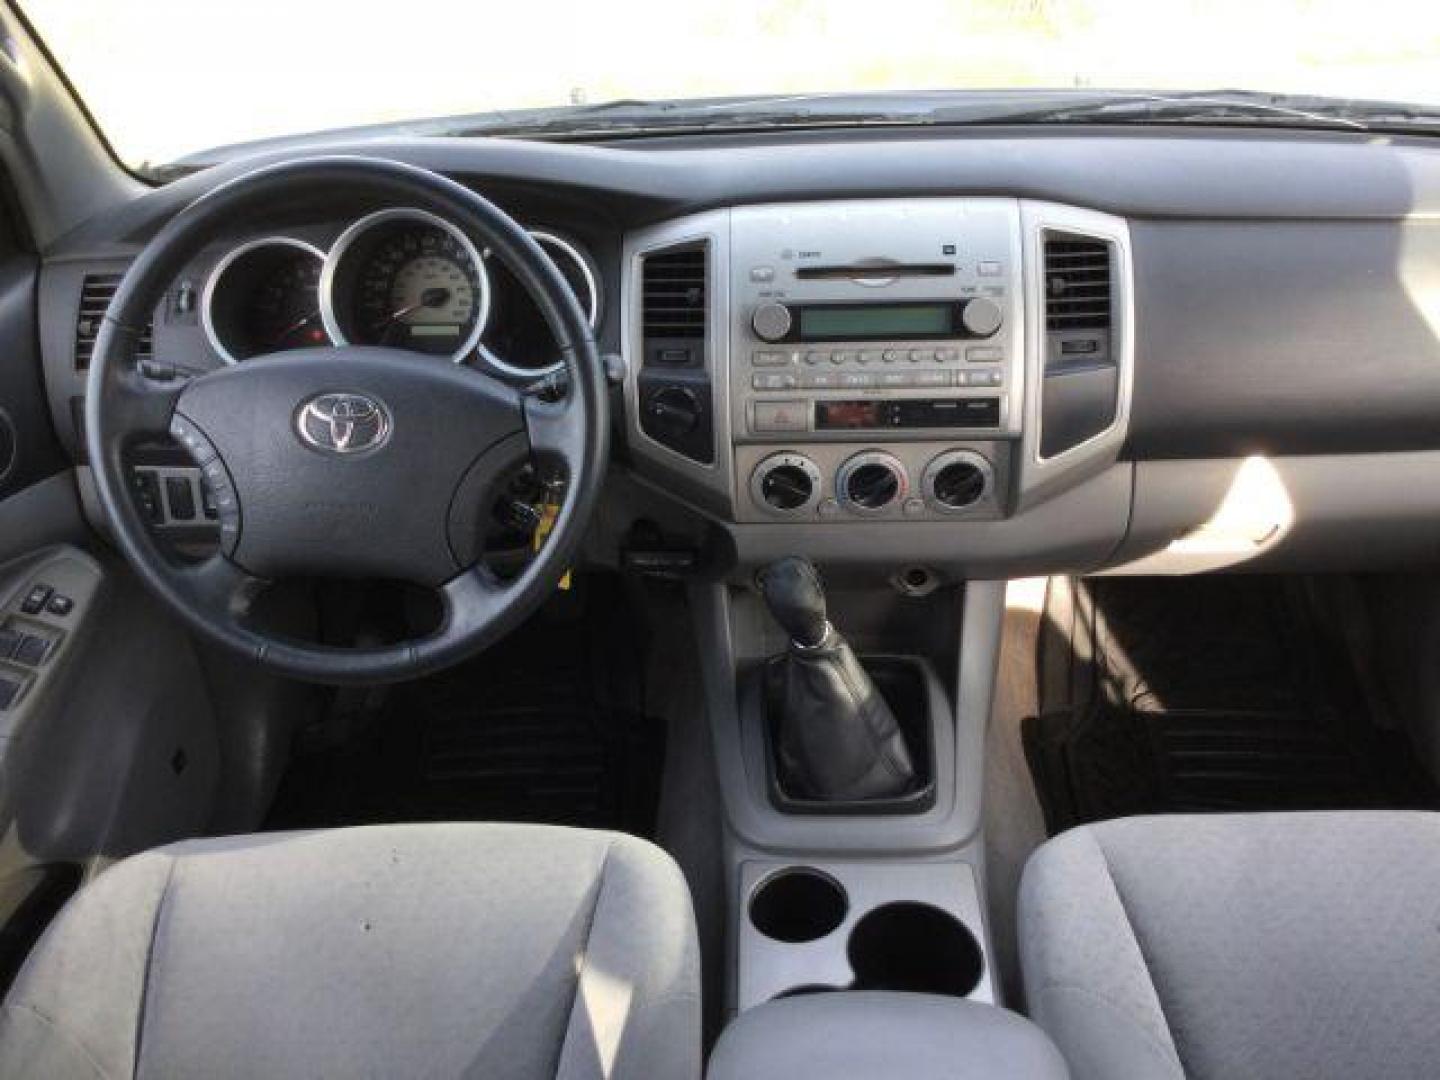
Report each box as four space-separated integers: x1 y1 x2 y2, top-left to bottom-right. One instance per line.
846 901 983 997
749 868 848 943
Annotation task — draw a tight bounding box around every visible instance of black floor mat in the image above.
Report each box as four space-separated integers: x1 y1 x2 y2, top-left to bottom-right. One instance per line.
266 578 665 836
1025 578 1440 833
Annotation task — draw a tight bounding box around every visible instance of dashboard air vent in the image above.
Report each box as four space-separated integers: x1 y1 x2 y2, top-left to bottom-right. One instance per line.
641 245 707 340
75 273 152 370
1044 235 1112 332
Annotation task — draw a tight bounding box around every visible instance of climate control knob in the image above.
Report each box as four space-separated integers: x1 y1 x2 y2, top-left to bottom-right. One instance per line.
751 453 822 514
961 297 1004 338
837 451 908 514
923 450 994 512
751 302 793 343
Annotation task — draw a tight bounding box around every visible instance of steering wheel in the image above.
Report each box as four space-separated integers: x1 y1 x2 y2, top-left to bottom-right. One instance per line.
85 157 608 684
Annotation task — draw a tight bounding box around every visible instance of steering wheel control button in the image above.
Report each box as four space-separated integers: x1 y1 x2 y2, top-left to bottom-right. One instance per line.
165 478 196 521
197 457 242 554
295 392 391 455
169 416 218 465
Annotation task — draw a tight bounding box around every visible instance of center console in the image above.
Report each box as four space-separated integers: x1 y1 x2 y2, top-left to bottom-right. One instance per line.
729 200 1023 524
621 196 1132 562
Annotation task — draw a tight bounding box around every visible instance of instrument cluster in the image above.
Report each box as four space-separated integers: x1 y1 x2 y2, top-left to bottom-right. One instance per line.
200 207 600 376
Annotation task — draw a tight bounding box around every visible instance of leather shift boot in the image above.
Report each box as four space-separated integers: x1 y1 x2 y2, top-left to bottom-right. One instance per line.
772 627 917 801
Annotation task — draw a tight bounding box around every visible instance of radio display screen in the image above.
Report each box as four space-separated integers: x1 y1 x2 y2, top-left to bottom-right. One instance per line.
815 400 883 429
799 303 953 340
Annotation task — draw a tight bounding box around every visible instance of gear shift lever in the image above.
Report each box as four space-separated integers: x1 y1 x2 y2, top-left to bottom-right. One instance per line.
757 557 917 801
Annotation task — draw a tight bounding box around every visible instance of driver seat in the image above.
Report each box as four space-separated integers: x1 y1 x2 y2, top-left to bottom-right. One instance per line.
0 824 700 1078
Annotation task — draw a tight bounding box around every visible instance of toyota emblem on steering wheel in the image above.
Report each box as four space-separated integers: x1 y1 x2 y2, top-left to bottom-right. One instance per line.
295 392 391 454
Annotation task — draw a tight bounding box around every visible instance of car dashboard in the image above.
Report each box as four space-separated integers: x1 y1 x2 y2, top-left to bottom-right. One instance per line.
34 126 1440 578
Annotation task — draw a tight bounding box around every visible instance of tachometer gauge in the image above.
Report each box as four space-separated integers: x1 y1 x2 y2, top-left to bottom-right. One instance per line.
202 238 330 364
320 209 490 361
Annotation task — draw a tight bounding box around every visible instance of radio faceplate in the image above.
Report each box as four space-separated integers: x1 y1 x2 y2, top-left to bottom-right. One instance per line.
730 199 1025 445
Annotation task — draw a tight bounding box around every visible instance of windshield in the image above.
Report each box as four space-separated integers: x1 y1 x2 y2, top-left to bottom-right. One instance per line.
18 0 1440 174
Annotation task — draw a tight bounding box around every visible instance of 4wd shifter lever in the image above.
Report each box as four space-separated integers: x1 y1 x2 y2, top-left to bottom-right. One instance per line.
757 557 917 801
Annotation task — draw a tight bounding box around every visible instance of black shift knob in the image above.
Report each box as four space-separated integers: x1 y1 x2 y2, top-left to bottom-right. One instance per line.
758 557 829 647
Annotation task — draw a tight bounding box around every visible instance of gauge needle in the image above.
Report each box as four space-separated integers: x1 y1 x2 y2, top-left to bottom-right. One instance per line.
386 287 452 325
271 310 320 346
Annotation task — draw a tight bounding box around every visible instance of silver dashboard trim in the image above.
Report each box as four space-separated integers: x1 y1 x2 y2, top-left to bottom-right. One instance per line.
1017 201 1135 506
200 236 326 365
480 229 600 378
318 207 492 365
621 212 735 518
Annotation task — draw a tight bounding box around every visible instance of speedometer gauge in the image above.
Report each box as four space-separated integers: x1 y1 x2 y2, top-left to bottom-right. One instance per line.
320 209 490 361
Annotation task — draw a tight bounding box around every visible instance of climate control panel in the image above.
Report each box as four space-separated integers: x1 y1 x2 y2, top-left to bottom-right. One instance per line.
745 443 1003 523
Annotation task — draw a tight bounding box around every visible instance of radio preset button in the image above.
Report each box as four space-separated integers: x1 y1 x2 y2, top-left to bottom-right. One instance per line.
800 371 839 389
935 348 957 363
909 349 935 364
752 401 810 433
913 371 953 388
804 350 829 365
752 350 790 367
840 372 876 389
882 349 904 363
880 372 910 388
967 346 1003 363
752 372 798 390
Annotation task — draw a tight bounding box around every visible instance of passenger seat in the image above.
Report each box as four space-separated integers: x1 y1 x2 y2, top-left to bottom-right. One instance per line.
1019 812 1440 1080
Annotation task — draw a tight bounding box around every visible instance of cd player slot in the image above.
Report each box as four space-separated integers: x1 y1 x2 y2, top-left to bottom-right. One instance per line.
795 262 956 280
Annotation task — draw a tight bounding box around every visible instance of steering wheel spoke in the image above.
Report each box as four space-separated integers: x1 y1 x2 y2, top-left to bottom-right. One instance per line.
524 390 586 471
110 370 186 441
177 555 265 621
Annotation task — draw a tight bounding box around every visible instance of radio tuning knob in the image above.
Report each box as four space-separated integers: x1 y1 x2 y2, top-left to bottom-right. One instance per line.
751 302 793 343
961 297 1004 338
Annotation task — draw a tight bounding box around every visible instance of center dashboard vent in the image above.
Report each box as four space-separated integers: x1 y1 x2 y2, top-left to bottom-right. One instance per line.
637 242 712 464
1044 235 1112 332
641 245 707 341
75 273 153 371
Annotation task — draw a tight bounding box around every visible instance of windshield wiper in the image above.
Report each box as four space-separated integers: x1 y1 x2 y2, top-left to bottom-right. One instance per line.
450 95 929 138
961 89 1440 133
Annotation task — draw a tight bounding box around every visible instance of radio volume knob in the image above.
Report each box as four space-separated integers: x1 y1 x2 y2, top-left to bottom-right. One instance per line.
751 302 793 343
961 297 1004 338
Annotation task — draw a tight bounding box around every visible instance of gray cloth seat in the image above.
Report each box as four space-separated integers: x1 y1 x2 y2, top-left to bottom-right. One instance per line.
706 992 1069 1080
0 823 701 1079
1019 811 1440 1080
